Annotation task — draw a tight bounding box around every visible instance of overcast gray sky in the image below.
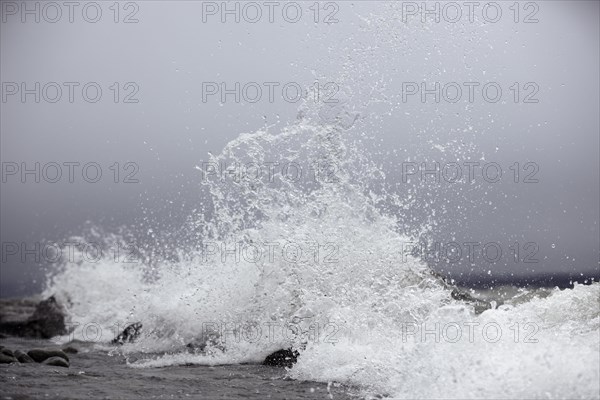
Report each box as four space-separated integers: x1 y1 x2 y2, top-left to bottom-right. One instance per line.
1 1 599 296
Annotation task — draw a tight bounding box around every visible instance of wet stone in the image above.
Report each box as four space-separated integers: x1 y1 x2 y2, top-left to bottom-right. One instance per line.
14 350 35 363
0 353 16 364
43 356 69 368
263 348 299 368
1 348 14 357
111 322 142 345
27 348 69 363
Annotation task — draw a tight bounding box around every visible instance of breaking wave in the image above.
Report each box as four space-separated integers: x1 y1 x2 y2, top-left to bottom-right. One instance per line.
43 3 599 398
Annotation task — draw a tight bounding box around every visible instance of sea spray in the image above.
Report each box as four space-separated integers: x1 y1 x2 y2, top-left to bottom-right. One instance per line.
41 2 600 398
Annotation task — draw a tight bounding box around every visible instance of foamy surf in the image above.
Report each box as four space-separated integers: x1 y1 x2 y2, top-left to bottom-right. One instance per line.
41 117 600 399
31 2 599 398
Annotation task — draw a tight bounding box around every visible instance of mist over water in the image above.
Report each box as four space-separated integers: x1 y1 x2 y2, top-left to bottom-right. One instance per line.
2 1 599 399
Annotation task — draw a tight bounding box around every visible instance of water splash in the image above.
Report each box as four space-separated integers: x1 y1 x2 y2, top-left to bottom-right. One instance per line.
43 3 599 398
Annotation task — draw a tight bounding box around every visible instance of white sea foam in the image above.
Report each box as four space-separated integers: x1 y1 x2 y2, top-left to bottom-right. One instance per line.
43 3 600 398
43 118 600 398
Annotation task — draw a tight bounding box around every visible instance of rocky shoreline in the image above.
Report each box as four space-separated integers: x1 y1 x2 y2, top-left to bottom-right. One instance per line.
0 295 306 369
0 296 359 399
0 296 77 372
1 345 72 367
0 286 494 398
0 336 359 399
0 296 68 339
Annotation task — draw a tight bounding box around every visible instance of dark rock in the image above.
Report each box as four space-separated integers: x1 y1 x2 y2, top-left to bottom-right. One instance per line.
186 340 208 353
1 348 14 357
43 356 69 368
0 296 67 339
451 289 493 314
62 346 78 354
26 296 68 338
27 348 69 363
14 350 34 363
263 348 299 368
186 332 225 354
111 322 142 345
0 353 17 364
